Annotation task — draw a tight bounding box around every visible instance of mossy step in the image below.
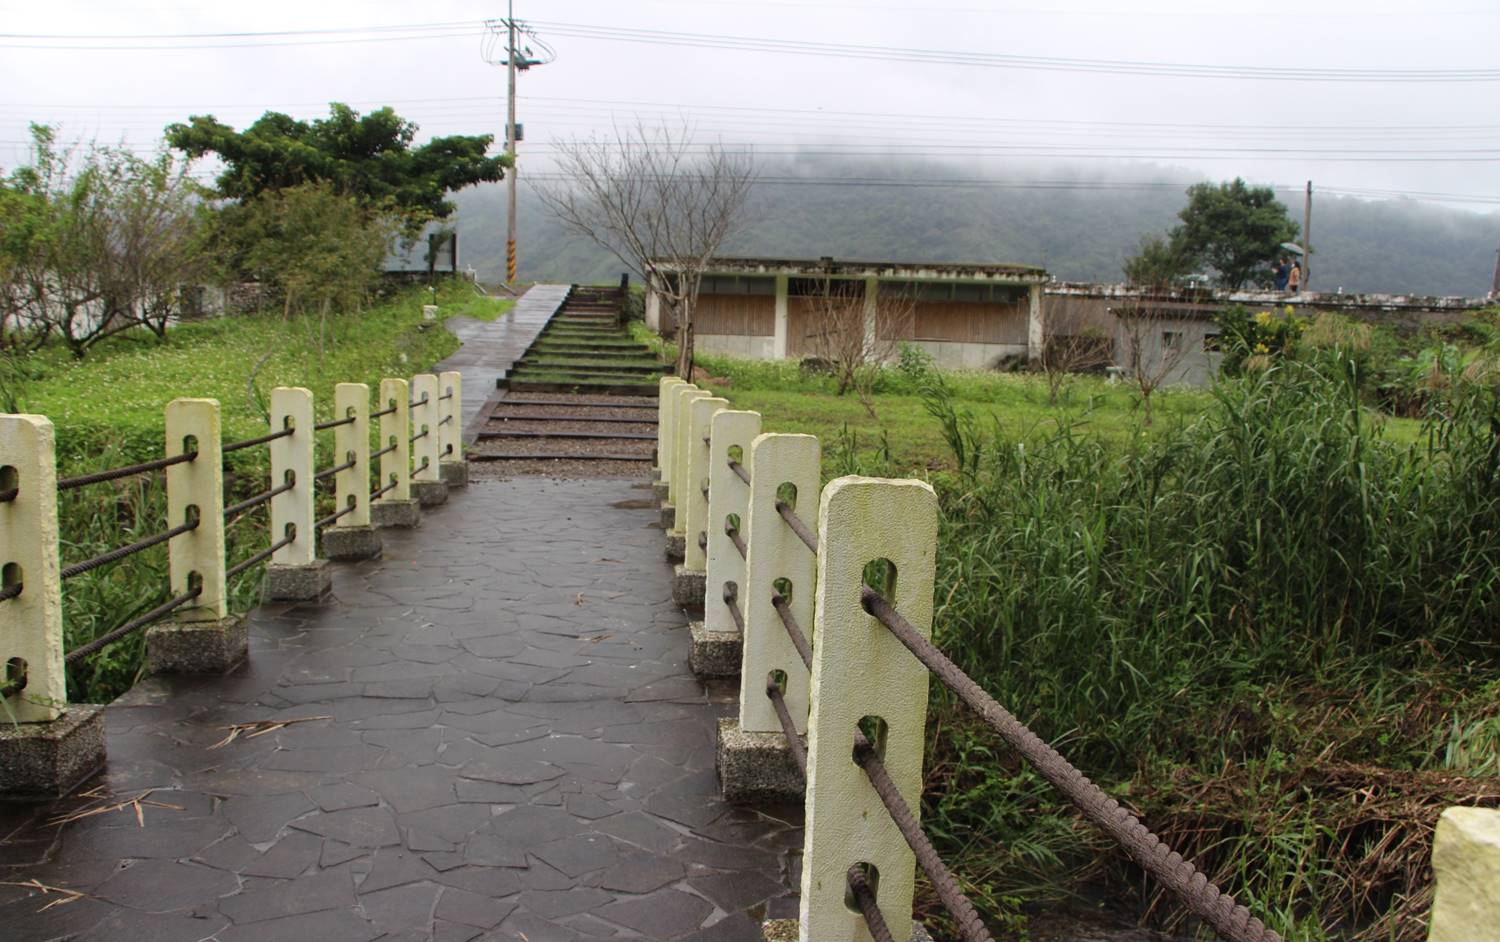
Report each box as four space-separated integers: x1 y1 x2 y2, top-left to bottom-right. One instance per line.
523 359 663 371
527 349 658 360
502 378 661 396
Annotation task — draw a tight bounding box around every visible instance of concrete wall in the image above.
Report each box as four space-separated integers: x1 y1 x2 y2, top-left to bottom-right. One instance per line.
1116 317 1224 387
697 334 776 360
912 340 1027 371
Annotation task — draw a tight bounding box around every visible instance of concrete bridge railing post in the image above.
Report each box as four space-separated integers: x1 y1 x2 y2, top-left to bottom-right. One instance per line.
690 408 761 679
1429 806 1500 942
674 395 727 611
438 370 467 488
654 376 686 501
715 432 821 803
409 374 446 508
264 387 330 601
324 383 381 561
799 476 939 942
372 378 419 528
666 384 708 561
0 414 106 797
147 398 248 674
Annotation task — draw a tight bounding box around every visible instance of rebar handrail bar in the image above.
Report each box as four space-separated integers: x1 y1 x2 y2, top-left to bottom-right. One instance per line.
770 591 814 669
227 531 297 579
725 519 747 560
61 518 199 580
222 426 294 455
853 739 994 942
775 500 818 554
315 504 356 530
0 583 21 602
410 428 429 444
723 583 745 633
372 442 399 460
371 479 398 500
439 414 453 426
314 415 357 431
728 460 750 485
0 487 17 502
408 394 429 409
315 457 356 483
65 584 202 663
371 404 398 419
701 483 709 501
767 682 808 774
859 587 1281 942
698 532 708 552
57 451 197 491
847 866 897 942
438 391 453 401
415 456 430 473
224 479 295 521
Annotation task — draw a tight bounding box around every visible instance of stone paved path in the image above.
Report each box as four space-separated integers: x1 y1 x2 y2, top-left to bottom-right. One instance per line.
0 387 803 939
440 284 571 435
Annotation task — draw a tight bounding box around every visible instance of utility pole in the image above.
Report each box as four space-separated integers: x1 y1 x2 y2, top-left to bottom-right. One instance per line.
1303 180 1313 291
505 0 518 285
1490 236 1499 299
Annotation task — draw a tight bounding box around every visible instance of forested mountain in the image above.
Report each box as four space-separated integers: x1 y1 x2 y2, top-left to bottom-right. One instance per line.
450 158 1499 297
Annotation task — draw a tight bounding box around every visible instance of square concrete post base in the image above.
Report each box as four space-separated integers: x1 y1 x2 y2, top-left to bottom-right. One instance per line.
322 524 382 561
665 534 685 562
660 502 676 531
146 615 248 675
717 718 803 803
673 564 706 612
262 560 333 602
372 499 420 528
0 706 106 798
411 479 449 507
689 620 741 678
440 460 469 488
762 919 930 941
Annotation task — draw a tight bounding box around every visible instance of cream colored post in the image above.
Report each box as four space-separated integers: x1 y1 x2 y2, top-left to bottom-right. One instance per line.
800 476 939 942
166 399 226 621
438 371 463 463
334 383 370 527
739 433 820 734
667 383 701 509
269 387 314 566
683 396 728 570
657 376 686 477
671 386 709 527
0 416 66 722
1429 807 1500 942
377 379 410 502
704 410 761 634
411 374 440 483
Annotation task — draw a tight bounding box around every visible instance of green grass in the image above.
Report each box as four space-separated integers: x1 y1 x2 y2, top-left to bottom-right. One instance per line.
3 281 510 702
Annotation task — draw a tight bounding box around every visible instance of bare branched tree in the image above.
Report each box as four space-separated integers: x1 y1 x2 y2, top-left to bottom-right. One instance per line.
532 122 754 378
1035 295 1113 405
1115 294 1189 426
803 277 915 419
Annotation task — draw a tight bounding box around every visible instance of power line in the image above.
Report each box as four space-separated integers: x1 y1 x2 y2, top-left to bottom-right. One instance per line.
528 20 1500 83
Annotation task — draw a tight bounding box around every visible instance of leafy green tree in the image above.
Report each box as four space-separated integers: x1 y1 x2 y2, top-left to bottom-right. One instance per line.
1122 232 1193 287
165 103 508 221
1164 178 1299 289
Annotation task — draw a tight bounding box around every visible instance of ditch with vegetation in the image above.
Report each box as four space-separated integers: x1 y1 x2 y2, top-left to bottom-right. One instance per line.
693 307 1500 941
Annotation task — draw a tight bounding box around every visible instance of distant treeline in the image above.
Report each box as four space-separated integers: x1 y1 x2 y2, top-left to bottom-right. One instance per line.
450 158 1499 297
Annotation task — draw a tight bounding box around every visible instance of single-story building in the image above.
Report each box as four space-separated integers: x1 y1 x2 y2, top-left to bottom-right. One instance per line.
646 256 1052 370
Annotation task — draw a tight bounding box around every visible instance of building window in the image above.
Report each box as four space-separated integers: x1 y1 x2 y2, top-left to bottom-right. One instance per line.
1203 332 1222 352
1162 331 1183 350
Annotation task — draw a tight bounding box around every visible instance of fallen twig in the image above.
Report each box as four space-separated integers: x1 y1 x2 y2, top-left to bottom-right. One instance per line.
207 714 332 750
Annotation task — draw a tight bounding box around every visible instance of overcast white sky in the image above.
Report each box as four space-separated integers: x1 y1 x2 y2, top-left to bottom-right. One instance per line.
1 0 1497 214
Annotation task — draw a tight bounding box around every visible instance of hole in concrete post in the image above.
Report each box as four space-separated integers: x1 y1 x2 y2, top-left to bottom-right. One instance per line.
862 558 897 600
187 570 203 594
184 503 201 528
182 434 198 458
284 522 296 543
283 468 296 487
855 715 889 762
776 482 797 508
345 450 355 466
345 405 356 419
2 562 21 600
767 668 788 696
282 413 294 430
772 576 793 602
728 444 743 464
843 862 880 912
4 656 28 696
0 464 17 499
726 513 741 535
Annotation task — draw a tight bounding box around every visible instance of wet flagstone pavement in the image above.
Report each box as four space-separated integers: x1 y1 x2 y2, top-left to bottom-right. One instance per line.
0 479 802 941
